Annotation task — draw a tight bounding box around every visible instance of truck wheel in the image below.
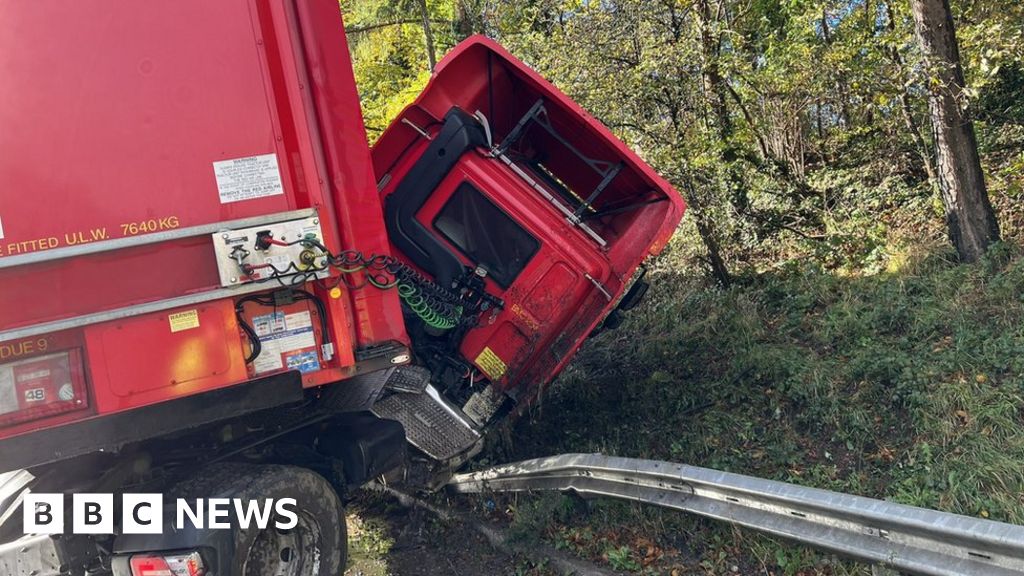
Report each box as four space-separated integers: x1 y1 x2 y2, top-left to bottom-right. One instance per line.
173 464 346 576
235 466 346 576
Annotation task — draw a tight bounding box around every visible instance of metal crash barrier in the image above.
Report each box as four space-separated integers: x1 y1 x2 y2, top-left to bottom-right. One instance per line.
449 453 1024 576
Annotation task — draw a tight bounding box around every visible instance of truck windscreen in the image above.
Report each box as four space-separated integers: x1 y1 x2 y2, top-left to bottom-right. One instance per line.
433 182 539 288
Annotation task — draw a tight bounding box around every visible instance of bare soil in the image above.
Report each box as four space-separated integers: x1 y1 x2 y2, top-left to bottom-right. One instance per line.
344 491 556 576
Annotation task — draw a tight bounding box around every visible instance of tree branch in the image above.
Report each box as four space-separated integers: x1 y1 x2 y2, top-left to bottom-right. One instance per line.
346 19 453 35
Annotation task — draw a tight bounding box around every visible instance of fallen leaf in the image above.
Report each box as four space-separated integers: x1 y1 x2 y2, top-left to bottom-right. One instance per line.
955 409 969 425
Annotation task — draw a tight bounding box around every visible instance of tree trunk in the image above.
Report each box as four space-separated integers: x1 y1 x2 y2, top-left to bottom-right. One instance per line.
898 89 938 185
416 0 437 73
683 175 731 288
695 216 731 288
910 0 1000 262
696 0 748 215
821 9 852 128
455 0 484 38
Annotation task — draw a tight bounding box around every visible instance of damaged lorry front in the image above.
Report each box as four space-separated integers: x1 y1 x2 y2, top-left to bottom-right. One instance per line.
370 37 684 472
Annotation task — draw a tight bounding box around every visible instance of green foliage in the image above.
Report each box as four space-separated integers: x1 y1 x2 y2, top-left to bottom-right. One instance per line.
500 242 1024 573
606 546 642 572
345 497 396 575
341 0 461 138
344 0 1024 573
347 0 1023 276
506 493 580 544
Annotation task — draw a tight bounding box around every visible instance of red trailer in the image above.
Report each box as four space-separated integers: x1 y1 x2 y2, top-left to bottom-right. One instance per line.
0 1 683 574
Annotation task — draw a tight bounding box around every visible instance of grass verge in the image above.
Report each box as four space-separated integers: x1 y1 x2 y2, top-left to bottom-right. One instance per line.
481 239 1024 575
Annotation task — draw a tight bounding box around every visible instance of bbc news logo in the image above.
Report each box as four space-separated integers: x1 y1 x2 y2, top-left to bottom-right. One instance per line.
24 494 298 535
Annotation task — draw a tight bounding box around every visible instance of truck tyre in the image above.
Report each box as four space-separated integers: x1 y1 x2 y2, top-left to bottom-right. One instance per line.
172 464 346 576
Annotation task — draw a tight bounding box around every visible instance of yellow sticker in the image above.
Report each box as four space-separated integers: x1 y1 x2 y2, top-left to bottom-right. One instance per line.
329 287 343 299
474 346 508 381
168 310 200 333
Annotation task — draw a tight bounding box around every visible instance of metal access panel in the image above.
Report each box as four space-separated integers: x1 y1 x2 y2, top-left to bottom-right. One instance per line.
212 215 329 287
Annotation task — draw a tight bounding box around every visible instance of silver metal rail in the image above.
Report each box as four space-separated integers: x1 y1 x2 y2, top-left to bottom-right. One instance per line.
0 208 318 342
0 208 317 269
0 282 283 343
448 453 1024 576
0 535 61 576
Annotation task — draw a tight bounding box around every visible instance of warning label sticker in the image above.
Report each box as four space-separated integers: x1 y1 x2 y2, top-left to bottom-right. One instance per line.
213 153 284 204
253 311 286 337
284 312 312 330
251 310 319 375
286 351 321 374
168 310 200 333
474 347 508 381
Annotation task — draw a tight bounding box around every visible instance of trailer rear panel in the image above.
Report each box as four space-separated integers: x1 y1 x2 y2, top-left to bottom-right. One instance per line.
0 0 406 443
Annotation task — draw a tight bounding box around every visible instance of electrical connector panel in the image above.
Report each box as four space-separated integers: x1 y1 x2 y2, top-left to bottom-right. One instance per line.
212 216 329 287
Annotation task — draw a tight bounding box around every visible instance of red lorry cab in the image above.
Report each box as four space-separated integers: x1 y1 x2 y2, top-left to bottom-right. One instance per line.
373 38 684 410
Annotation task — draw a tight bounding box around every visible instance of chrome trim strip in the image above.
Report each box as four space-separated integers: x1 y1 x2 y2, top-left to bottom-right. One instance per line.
0 282 280 343
0 208 317 270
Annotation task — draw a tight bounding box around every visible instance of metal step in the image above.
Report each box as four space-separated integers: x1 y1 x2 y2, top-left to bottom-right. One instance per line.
383 365 432 394
373 384 480 462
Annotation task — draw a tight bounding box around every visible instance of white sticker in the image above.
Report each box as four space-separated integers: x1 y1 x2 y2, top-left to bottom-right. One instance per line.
0 216 5 240
253 348 285 374
0 365 16 415
24 388 46 403
16 369 50 383
213 153 284 204
251 311 318 375
253 311 286 337
284 311 312 330
58 383 76 401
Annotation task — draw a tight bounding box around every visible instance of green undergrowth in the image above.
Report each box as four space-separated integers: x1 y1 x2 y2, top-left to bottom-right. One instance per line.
482 239 1024 575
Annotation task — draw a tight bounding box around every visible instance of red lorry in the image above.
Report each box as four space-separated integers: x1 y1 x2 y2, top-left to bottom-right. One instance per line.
0 1 684 574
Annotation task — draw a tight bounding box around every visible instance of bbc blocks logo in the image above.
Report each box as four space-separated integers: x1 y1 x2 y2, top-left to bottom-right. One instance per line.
24 494 298 534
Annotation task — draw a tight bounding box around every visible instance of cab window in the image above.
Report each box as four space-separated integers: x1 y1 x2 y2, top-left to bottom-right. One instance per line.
433 183 539 288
